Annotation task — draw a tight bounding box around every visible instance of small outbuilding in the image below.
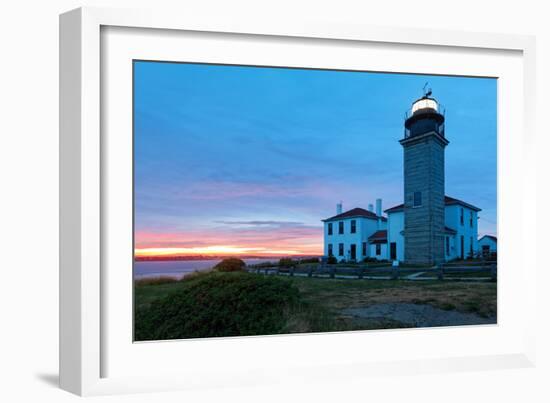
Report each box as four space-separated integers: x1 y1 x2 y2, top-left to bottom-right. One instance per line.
478 235 497 257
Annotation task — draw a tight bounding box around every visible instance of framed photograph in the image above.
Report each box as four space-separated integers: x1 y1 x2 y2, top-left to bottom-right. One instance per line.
60 7 537 396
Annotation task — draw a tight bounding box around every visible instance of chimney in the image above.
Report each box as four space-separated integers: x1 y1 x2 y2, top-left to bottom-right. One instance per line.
368 204 374 212
376 199 383 229
336 202 343 215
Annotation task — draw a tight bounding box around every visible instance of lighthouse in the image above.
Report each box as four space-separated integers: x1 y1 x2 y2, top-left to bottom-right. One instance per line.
399 91 449 265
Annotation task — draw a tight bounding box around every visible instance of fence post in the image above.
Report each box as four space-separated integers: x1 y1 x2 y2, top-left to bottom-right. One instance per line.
290 266 295 277
275 266 280 276
437 264 444 280
358 267 363 279
490 264 497 281
330 266 335 279
391 265 399 280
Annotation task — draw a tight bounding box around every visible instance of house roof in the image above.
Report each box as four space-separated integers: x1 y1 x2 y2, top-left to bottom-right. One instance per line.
322 207 387 222
479 235 497 243
368 230 387 244
384 195 482 214
444 196 482 212
444 226 457 234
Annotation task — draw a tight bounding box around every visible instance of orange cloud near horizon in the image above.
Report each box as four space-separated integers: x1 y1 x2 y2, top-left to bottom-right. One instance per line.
134 225 324 258
134 245 320 258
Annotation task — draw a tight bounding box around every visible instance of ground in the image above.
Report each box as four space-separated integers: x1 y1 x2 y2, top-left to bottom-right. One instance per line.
285 277 496 331
135 273 496 339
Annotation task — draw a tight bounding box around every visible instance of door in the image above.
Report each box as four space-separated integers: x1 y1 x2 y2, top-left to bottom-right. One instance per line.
350 244 356 261
390 242 397 260
460 235 464 259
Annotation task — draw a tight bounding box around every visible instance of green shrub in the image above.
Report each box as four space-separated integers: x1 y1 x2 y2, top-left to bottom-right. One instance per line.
299 257 319 264
179 270 212 282
363 257 379 263
213 257 246 272
279 258 295 268
135 272 301 340
327 256 338 264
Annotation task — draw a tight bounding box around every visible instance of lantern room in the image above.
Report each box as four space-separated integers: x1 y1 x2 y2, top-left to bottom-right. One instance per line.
404 95 445 139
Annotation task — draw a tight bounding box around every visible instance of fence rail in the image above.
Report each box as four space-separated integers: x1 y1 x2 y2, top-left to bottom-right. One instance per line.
247 262 496 282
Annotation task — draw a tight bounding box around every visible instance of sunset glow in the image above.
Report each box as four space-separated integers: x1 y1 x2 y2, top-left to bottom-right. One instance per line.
135 245 310 258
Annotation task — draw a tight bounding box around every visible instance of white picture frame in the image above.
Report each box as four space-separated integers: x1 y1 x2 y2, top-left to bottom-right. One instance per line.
59 6 537 396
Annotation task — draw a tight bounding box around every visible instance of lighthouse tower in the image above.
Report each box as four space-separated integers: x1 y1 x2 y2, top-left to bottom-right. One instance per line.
400 92 449 265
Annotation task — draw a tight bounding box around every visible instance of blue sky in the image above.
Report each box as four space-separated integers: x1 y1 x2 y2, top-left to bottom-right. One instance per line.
134 61 497 256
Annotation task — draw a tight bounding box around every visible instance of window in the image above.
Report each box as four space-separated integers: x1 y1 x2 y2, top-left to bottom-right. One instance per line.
328 223 333 235
338 221 344 234
469 211 473 228
470 237 474 257
460 208 464 225
362 242 367 256
413 191 422 207
376 244 381 255
338 243 344 256
350 220 356 234
446 236 450 255
328 244 333 256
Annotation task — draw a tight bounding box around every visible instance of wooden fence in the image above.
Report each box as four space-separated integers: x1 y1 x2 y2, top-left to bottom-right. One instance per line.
247 261 496 282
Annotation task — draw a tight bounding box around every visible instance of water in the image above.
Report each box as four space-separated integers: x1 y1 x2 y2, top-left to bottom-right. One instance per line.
134 258 278 279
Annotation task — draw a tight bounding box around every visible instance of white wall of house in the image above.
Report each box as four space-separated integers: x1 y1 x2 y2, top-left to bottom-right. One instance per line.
444 233 457 261
324 217 386 262
445 204 479 259
386 211 404 261
369 243 387 261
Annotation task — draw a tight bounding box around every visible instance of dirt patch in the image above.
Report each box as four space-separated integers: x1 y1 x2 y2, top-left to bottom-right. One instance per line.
341 303 496 328
293 281 496 318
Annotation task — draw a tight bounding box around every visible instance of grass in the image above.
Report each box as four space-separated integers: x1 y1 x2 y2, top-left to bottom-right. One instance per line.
134 272 497 340
134 276 180 286
417 269 493 279
281 277 497 319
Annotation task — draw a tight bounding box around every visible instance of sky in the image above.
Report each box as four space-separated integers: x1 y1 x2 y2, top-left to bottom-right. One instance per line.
134 61 497 258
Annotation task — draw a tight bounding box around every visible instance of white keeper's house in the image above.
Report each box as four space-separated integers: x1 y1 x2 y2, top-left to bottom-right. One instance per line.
322 91 494 264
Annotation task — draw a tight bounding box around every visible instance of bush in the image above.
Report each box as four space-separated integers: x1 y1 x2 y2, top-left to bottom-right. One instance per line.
213 257 246 272
327 256 337 264
363 257 379 263
299 257 319 264
279 258 295 268
135 272 301 340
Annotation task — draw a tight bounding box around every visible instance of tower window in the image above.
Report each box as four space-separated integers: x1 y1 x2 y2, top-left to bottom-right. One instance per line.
376 244 381 255
362 242 367 256
413 191 422 207
328 223 333 235
338 243 344 256
350 220 356 234
338 221 344 234
328 244 333 256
